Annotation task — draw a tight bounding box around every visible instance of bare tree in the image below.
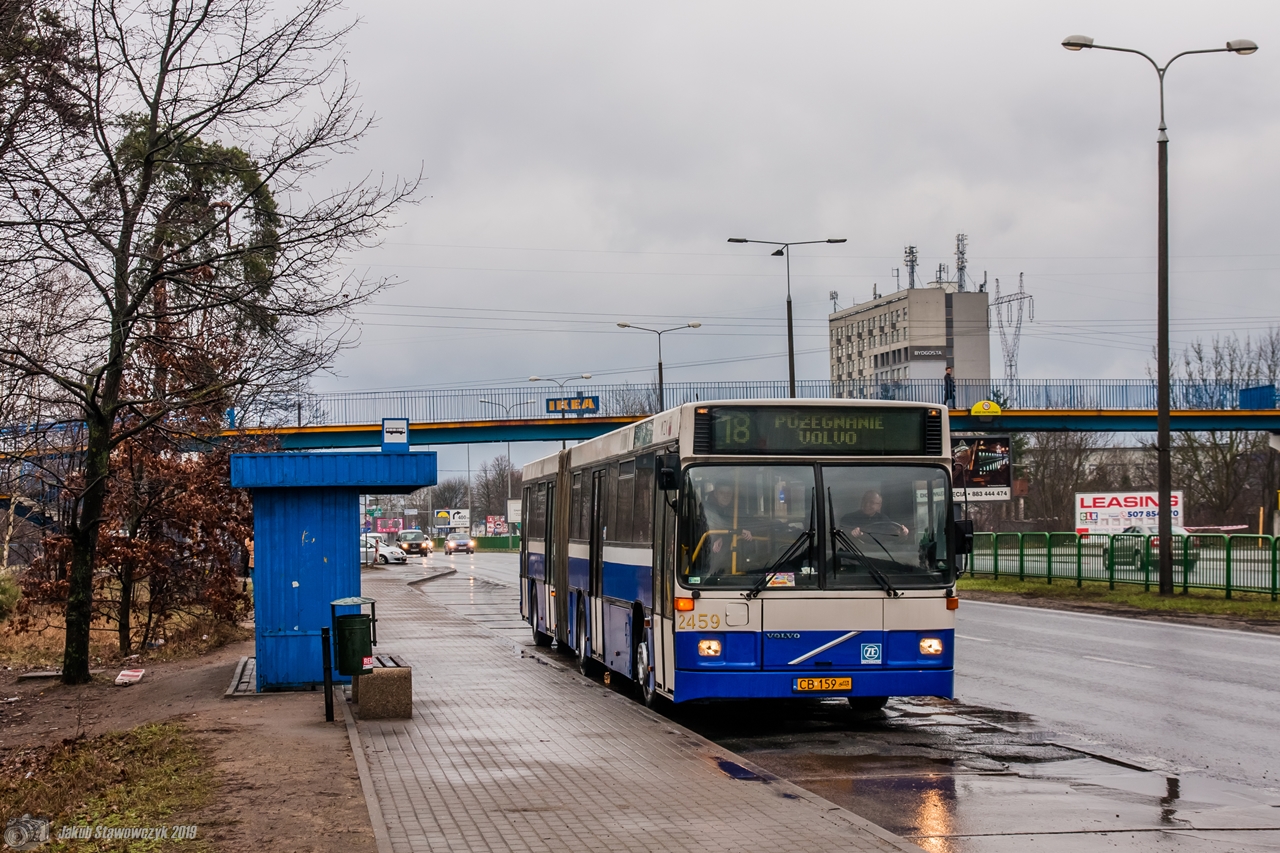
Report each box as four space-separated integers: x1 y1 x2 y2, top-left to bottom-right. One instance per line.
0 0 416 683
472 455 519 523
606 382 660 416
1164 334 1276 528
1021 431 1113 531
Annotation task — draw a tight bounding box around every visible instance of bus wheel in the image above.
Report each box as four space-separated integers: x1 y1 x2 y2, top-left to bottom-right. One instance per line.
530 587 553 647
632 613 657 708
576 602 600 677
848 696 888 713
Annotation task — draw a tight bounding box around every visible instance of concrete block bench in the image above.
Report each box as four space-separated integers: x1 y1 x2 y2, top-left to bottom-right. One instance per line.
352 654 412 719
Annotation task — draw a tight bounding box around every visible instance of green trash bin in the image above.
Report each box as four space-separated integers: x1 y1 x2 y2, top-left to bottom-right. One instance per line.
335 614 374 676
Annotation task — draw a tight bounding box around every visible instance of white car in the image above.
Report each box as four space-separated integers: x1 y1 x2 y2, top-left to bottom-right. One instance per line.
361 533 407 564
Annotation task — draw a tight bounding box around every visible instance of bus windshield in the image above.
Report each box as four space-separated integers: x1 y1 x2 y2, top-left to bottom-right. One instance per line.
825 465 950 589
679 463 952 590
681 465 818 589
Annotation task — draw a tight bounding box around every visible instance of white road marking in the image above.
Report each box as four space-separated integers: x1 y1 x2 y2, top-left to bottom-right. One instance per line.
956 634 992 642
1082 655 1153 669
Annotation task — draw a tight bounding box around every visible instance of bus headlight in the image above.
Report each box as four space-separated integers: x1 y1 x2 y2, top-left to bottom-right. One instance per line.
697 639 722 657
919 637 944 656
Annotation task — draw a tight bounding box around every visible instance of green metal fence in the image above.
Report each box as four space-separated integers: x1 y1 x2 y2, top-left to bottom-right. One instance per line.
968 532 1280 601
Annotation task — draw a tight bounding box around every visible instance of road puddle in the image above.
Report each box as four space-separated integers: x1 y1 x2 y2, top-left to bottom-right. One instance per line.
671 697 1280 852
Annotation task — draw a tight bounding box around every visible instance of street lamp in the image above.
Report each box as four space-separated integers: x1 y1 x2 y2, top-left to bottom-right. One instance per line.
479 398 534 546
530 373 593 449
1062 35 1257 597
616 322 701 410
478 397 535 498
728 237 847 397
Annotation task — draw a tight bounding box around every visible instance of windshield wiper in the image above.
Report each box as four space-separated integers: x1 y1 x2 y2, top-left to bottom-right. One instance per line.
744 491 814 600
868 568 902 598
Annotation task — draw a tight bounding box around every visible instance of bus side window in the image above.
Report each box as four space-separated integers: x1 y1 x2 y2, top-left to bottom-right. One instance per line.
570 471 583 539
617 459 635 542
633 454 654 544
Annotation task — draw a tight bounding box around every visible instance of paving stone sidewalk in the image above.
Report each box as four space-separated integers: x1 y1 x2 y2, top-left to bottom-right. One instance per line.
354 573 924 853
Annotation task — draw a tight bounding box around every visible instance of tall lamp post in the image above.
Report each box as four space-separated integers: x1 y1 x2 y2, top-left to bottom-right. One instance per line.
530 373 592 449
1062 34 1257 596
616 322 701 410
728 237 847 397
478 398 534 548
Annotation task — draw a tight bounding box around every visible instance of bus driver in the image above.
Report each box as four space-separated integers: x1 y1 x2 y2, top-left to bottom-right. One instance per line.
842 490 908 537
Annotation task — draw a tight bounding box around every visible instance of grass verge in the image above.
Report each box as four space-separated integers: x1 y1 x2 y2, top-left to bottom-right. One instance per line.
0 722 212 852
958 575 1280 621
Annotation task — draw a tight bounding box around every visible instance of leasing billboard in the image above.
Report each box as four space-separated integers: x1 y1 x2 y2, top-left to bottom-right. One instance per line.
1074 491 1183 534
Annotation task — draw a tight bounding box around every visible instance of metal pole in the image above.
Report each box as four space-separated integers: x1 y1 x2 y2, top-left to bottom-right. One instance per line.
785 246 796 398
321 626 334 722
1157 117 1173 596
656 330 665 410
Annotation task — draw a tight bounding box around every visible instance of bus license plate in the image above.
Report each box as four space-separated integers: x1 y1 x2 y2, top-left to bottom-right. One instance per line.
793 677 852 693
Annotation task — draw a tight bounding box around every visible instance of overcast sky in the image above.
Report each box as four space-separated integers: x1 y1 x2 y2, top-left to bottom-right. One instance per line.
306 1 1280 474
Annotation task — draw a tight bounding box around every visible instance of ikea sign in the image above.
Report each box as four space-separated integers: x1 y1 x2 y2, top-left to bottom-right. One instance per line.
546 396 600 414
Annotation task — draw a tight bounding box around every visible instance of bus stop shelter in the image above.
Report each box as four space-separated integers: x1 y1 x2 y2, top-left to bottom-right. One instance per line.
230 451 436 691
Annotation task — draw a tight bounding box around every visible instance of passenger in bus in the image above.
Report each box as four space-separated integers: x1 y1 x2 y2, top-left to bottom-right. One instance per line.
694 484 760 579
842 490 908 537
708 485 754 554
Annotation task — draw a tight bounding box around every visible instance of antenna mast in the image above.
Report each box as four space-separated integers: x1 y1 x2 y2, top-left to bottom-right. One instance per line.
990 272 1034 394
904 246 918 289
955 233 968 292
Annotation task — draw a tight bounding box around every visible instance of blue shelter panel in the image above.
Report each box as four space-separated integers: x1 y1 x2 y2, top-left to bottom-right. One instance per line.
252 486 361 690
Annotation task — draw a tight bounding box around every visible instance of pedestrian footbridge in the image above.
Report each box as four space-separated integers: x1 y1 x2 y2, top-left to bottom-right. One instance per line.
229 379 1280 448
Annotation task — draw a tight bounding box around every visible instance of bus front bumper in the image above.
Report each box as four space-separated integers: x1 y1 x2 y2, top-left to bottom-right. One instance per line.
672 668 953 703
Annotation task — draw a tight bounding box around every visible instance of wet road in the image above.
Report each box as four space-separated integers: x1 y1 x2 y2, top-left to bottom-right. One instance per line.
383 554 1280 851
956 601 1280 792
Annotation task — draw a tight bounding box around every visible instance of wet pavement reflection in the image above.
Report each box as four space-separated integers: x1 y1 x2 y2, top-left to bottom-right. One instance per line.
667 697 1280 851
403 558 1280 852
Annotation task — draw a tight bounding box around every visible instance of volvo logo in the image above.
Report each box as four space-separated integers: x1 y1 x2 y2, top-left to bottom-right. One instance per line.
766 632 801 639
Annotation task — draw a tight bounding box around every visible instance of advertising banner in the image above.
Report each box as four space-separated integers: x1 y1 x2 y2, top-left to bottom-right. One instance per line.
951 435 1012 502
432 508 470 529
486 515 508 535
507 499 522 524
1075 491 1183 534
375 517 403 534
546 395 601 414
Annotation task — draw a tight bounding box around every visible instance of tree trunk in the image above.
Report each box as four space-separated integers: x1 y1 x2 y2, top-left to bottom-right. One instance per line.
62 414 112 684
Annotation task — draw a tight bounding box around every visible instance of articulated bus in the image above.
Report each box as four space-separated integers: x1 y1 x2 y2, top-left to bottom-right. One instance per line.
520 399 970 708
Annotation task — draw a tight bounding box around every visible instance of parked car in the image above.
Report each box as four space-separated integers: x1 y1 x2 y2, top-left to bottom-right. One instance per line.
1112 525 1199 570
361 533 407 564
444 532 476 554
395 529 433 556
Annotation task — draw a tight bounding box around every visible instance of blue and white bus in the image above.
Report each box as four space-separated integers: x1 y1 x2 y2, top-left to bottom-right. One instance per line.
520 399 969 708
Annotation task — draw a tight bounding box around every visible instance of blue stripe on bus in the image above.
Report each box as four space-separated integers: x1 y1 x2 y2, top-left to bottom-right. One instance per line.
568 555 589 589
526 551 545 579
601 559 652 607
672 667 954 702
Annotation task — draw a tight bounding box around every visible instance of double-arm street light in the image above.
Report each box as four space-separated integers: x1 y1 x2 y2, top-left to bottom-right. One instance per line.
616 322 701 410
1062 34 1257 597
478 398 536 501
530 374 593 449
529 373 593 408
728 237 847 397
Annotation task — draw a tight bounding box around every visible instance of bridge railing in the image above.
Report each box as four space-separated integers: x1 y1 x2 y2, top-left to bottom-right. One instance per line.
240 379 1277 429
969 531 1279 600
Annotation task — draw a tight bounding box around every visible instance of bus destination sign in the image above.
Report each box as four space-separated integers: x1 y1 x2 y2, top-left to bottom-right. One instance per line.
708 406 926 455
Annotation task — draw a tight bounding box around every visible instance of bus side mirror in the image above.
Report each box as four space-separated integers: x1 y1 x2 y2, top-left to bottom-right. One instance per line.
656 454 680 491
954 519 974 555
